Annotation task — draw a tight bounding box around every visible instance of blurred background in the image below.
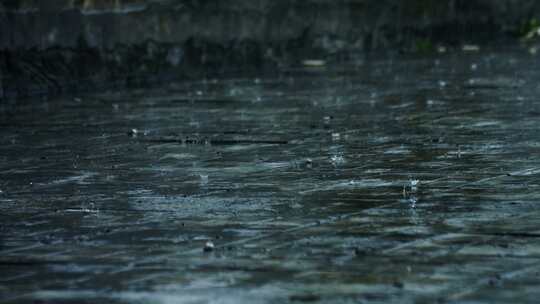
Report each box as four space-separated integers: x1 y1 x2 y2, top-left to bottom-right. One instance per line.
1 0 540 99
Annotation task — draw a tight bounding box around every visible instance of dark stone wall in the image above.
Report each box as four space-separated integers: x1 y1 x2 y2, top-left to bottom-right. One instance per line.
1 0 539 99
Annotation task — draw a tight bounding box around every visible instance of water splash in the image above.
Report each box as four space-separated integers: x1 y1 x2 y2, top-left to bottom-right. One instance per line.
330 154 345 166
199 174 209 185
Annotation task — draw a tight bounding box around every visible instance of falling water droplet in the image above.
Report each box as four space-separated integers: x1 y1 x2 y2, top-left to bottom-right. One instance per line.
306 158 313 169
408 196 418 208
128 129 138 137
199 174 209 185
203 241 215 252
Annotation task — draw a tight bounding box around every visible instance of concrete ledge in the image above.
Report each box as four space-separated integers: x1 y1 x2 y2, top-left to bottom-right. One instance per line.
1 0 538 99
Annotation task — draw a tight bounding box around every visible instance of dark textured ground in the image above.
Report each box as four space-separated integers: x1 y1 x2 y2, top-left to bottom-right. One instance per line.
2 48 540 303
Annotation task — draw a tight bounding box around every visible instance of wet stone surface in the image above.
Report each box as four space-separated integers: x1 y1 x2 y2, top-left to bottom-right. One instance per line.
2 49 540 303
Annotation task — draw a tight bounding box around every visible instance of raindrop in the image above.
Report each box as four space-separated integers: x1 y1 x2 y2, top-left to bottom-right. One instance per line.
408 196 418 208
302 59 326 67
199 174 209 185
128 128 138 137
462 44 480 52
323 115 333 129
409 178 419 192
203 241 215 252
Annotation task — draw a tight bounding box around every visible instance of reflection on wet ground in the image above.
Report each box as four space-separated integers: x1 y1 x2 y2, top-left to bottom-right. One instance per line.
2 49 540 303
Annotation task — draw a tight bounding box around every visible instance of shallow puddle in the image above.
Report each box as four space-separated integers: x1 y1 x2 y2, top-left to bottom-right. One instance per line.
2 49 540 303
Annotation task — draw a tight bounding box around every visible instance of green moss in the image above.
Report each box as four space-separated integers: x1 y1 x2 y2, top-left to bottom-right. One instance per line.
402 0 446 19
415 38 434 53
520 18 540 40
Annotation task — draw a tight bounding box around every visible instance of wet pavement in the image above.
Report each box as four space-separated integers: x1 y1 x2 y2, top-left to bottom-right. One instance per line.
2 49 540 303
